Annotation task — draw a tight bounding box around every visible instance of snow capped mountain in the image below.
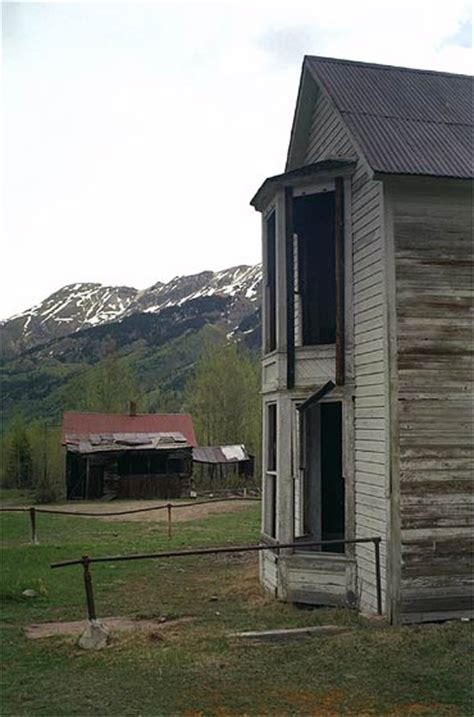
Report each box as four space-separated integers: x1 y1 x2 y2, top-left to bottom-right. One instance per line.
128 264 261 315
1 265 262 358
1 283 138 357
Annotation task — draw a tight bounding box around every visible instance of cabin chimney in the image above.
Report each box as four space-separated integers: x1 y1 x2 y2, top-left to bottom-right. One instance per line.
129 401 137 417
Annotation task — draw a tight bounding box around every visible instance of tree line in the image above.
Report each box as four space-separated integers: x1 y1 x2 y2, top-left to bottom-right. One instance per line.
1 339 261 502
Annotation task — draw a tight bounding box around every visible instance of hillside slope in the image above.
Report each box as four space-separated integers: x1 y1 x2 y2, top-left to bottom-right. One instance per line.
1 265 262 427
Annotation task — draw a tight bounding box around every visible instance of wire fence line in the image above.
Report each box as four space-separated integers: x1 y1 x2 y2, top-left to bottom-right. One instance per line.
0 495 262 543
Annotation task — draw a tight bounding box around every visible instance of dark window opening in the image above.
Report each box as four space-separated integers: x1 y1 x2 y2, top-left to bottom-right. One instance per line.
267 403 277 471
265 211 277 353
295 191 336 345
265 403 277 537
301 401 344 551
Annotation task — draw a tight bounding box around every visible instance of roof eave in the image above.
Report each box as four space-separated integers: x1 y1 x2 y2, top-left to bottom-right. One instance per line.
250 158 357 213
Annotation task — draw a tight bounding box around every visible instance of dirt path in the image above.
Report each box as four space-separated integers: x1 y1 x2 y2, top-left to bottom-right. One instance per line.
26 615 195 639
19 498 258 523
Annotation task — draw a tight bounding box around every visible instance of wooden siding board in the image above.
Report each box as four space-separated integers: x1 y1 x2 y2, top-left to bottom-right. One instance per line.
393 187 473 620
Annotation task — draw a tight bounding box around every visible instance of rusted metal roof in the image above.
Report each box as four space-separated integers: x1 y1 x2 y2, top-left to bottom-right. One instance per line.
306 56 473 179
65 432 191 454
192 445 251 464
63 411 197 446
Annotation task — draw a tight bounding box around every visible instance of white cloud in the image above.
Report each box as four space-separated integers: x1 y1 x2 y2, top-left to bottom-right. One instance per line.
2 0 472 318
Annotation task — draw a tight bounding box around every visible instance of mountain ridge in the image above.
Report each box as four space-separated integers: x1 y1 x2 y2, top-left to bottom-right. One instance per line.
1 264 262 359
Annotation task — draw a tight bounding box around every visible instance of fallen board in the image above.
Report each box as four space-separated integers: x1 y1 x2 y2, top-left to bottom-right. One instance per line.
231 625 351 641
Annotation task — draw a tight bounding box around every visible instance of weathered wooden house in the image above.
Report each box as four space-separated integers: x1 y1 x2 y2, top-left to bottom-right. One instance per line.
64 409 197 500
250 57 472 624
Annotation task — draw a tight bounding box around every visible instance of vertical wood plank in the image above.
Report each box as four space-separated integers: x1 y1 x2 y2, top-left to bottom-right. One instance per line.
285 186 295 389
335 177 345 385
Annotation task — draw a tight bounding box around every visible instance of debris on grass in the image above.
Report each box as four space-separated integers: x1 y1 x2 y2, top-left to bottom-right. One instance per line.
231 625 351 641
22 589 39 599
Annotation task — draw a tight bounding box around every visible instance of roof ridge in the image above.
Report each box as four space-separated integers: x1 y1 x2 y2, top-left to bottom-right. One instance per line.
305 55 473 80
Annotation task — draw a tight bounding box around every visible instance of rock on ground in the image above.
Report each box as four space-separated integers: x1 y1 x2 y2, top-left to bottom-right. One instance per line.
77 620 111 650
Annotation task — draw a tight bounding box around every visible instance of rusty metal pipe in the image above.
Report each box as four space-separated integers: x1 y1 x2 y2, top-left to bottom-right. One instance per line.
82 556 97 622
51 537 381 569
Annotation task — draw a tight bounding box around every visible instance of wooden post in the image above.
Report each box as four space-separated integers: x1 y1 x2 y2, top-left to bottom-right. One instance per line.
29 507 39 545
285 185 295 389
82 556 97 621
335 176 345 385
374 538 383 616
167 503 172 539
85 458 90 499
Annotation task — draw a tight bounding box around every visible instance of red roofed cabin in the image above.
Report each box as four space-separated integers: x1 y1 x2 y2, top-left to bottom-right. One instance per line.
63 407 197 500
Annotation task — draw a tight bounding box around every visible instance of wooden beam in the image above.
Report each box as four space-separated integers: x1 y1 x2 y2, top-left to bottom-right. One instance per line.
297 381 335 414
285 186 295 389
335 176 345 385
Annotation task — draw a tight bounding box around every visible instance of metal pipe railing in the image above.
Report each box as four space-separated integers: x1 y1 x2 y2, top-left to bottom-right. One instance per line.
51 536 383 617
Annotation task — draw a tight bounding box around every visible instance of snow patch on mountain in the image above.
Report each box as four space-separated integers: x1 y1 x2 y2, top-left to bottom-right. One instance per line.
1 265 262 358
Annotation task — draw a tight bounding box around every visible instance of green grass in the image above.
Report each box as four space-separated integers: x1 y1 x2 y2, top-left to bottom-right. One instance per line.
1 502 472 716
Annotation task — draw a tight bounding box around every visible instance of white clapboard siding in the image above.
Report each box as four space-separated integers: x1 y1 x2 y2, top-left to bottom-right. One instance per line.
303 88 388 615
260 550 278 595
305 94 355 163
352 161 387 615
283 552 355 606
393 187 474 622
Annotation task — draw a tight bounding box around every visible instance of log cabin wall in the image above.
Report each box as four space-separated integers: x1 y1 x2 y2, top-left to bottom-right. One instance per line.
303 90 389 615
389 180 473 623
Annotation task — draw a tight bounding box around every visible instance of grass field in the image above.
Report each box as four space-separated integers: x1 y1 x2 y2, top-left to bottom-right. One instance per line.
1 495 472 716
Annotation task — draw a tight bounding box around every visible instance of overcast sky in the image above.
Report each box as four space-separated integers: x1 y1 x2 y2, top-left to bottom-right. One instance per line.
2 0 472 319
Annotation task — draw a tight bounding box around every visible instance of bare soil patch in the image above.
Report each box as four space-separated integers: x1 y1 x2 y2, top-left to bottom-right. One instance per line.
25 615 194 639
22 499 255 523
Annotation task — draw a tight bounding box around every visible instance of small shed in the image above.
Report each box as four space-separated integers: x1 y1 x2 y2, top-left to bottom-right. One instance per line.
63 410 197 500
191 444 255 493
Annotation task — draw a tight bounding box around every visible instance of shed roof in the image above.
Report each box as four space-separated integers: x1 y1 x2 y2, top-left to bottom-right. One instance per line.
66 432 191 454
63 411 197 447
192 445 251 464
305 56 473 179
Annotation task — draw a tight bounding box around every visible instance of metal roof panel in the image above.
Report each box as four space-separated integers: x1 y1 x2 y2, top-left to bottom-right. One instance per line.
306 56 473 179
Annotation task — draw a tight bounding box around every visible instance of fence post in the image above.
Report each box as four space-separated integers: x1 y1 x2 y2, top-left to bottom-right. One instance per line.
374 538 382 616
29 507 39 545
82 556 97 621
167 503 172 539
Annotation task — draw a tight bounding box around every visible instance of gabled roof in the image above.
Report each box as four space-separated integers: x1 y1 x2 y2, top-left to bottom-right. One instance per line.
302 56 473 179
63 411 197 447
